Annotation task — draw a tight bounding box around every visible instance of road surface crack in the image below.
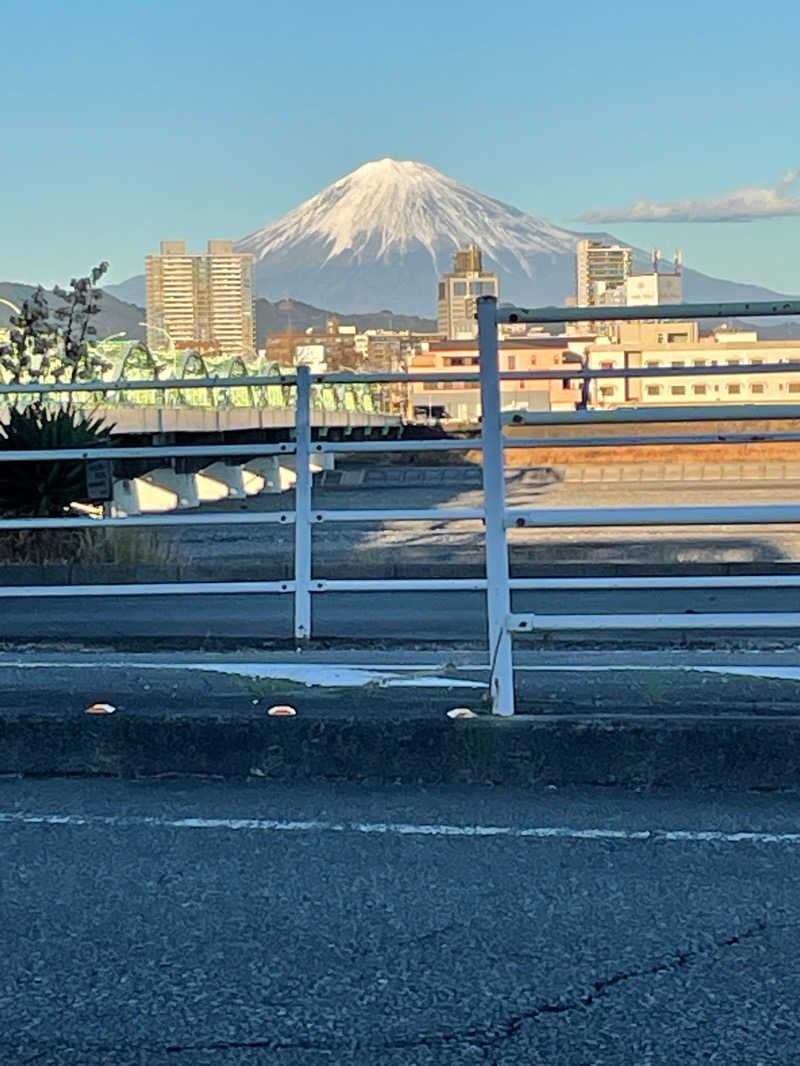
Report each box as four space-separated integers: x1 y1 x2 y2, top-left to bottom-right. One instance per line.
164 919 770 1056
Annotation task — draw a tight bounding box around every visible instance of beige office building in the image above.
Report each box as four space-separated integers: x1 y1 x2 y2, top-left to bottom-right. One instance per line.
437 246 499 340
146 240 255 355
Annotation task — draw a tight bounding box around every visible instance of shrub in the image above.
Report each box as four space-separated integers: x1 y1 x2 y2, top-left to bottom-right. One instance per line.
0 403 112 517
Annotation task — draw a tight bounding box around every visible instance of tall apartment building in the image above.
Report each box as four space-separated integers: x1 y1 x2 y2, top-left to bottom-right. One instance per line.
146 240 255 356
576 239 633 307
437 245 499 340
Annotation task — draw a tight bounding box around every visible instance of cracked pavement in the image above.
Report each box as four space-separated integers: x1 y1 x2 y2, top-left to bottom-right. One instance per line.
1 778 799 1064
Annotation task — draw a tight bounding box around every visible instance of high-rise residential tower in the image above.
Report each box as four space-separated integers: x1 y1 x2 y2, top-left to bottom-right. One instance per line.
146 240 255 355
576 239 633 307
436 246 499 340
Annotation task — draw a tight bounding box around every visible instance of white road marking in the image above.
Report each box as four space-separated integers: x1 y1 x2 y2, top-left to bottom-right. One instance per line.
0 660 486 688
0 810 799 844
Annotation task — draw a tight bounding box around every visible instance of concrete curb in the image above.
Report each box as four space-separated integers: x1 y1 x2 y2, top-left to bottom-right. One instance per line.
2 713 799 790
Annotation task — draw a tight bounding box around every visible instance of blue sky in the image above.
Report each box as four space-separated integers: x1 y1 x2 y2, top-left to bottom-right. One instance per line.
3 0 799 296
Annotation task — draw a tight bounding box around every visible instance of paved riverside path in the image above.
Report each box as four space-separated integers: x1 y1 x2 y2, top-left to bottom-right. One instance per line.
0 584 799 641
1 776 799 1065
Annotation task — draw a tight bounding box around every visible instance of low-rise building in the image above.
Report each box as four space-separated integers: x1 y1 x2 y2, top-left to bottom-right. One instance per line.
586 331 800 408
408 338 589 421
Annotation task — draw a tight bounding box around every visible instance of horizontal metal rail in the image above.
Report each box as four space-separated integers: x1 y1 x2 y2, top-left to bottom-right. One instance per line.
312 508 485 522
0 512 294 530
0 442 295 462
311 578 488 592
506 364 800 382
501 432 800 449
498 300 800 325
509 612 800 631
506 504 800 528
510 575 800 590
5 362 800 398
0 374 297 395
314 439 478 453
0 581 295 598
300 574 800 592
504 404 800 425
5 573 799 599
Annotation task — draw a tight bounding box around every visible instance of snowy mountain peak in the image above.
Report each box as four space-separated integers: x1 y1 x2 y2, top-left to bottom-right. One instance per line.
236 158 577 269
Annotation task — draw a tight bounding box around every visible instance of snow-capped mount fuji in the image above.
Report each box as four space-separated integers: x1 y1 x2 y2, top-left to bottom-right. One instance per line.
234 158 788 314
105 158 791 313
236 158 579 313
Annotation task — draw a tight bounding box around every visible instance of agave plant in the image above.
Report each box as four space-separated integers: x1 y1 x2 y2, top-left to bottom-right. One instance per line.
0 403 113 517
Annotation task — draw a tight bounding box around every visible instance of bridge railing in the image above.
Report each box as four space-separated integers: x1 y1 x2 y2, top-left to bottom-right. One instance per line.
1 298 800 712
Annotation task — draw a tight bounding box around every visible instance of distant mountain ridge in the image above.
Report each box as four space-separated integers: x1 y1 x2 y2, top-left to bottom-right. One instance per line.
0 282 147 341
107 158 795 317
0 284 436 346
254 297 435 340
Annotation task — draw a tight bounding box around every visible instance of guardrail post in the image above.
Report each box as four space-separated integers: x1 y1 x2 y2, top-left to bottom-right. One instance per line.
477 296 515 716
294 364 312 643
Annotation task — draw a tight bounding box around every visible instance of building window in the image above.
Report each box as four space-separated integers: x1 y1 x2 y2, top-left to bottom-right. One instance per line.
726 359 741 365
671 385 686 396
645 360 659 368
693 385 707 395
469 280 496 296
788 383 800 394
599 386 615 398
438 283 445 300
670 361 685 367
507 355 516 370
751 384 764 394
453 282 467 296
728 384 741 395
693 359 707 367
668 332 689 342
447 357 466 366
646 385 661 397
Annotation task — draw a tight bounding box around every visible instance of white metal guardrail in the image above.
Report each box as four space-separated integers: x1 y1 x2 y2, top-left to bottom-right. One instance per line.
1 296 800 713
477 296 800 714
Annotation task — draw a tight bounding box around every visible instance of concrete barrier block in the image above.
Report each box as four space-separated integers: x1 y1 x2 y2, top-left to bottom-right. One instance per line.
242 457 294 493
139 468 199 510
111 479 141 517
131 477 179 514
241 469 266 495
196 463 247 501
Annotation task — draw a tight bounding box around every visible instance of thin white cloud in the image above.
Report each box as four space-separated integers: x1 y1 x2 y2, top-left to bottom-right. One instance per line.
580 170 800 223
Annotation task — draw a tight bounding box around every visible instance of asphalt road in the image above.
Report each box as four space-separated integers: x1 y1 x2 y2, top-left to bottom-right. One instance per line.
0 586 799 641
1 777 799 1065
